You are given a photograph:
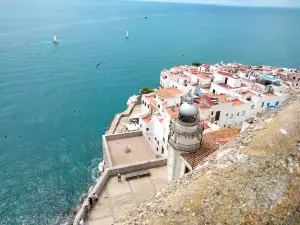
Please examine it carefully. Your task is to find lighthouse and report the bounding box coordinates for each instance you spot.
[167,92,204,181]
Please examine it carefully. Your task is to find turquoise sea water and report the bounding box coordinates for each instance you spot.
[0,0,299,224]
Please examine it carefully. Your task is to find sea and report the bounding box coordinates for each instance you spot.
[0,0,299,224]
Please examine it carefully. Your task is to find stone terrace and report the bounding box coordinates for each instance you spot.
[86,166,167,225]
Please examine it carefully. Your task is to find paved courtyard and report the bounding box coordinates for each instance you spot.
[107,135,156,166]
[86,166,167,225]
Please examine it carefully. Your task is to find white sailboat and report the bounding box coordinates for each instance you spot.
[125,30,129,39]
[53,35,59,44]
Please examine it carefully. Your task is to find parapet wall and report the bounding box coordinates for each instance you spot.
[105,130,143,141]
[102,131,144,168]
[106,103,136,134]
[73,158,167,225]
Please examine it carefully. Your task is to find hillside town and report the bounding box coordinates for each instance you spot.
[73,62,298,225]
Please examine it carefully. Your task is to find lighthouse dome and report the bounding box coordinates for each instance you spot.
[179,102,198,117]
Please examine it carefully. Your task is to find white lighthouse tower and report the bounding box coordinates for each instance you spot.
[167,92,203,182]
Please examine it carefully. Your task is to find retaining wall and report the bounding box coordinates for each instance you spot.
[106,103,136,134]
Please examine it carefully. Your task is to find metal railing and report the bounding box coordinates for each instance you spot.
[169,139,201,152]
[170,123,203,136]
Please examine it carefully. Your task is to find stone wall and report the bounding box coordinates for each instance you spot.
[105,131,143,141]
[106,103,136,134]
[109,158,167,176]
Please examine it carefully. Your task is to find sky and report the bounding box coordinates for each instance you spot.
[136,0,300,8]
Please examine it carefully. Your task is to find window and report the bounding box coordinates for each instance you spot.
[224,125,226,127]
[293,77,296,80]
[226,113,228,116]
[140,124,142,127]
[215,111,221,121]
[241,111,245,116]
[230,114,233,118]
[154,137,157,141]
[163,137,165,143]
[261,102,265,107]
[298,78,300,81]
[237,112,240,116]
[142,100,144,104]
[158,104,160,108]
[211,111,214,115]
[146,128,149,131]
[148,138,150,140]
[157,148,158,151]
[162,147,164,154]
[154,95,156,98]
[157,141,159,145]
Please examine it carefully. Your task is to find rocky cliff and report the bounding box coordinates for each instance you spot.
[114,93,300,225]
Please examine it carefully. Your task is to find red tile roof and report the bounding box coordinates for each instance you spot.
[175,74,189,79]
[231,99,244,106]
[145,95,154,101]
[193,72,211,80]
[154,88,183,98]
[218,71,239,79]
[142,114,152,123]
[241,91,256,96]
[203,93,230,106]
[182,128,240,168]
[264,92,277,96]
[166,107,180,118]
[203,123,211,129]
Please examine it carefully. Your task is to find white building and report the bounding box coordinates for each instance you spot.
[139,88,184,156]
[137,62,291,182]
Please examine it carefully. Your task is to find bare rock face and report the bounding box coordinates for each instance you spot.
[114,94,300,225]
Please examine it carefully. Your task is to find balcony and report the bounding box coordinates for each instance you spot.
[169,139,201,152]
[170,123,203,136]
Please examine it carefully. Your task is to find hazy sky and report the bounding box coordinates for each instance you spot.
[138,0,300,7]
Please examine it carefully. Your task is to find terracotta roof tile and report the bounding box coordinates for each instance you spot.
[154,88,183,98]
[231,99,244,106]
[166,107,180,119]
[182,128,240,168]
[142,114,152,123]
[264,92,277,96]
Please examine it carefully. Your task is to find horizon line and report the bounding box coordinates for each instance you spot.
[125,0,300,9]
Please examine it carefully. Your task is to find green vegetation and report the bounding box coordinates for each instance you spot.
[140,87,154,94]
[192,62,202,67]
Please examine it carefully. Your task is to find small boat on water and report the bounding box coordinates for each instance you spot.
[125,30,129,39]
[145,16,148,19]
[53,35,59,44]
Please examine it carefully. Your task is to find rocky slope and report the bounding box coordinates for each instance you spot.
[114,93,300,225]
